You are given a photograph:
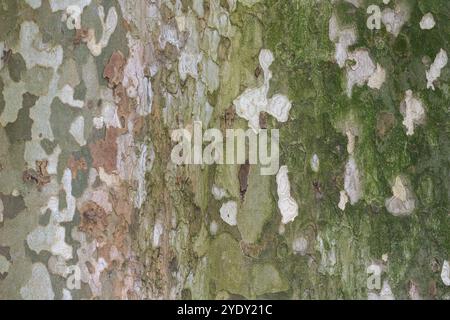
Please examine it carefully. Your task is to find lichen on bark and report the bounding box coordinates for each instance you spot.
[0,0,449,300]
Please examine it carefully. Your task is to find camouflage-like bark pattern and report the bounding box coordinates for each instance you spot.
[0,0,449,300]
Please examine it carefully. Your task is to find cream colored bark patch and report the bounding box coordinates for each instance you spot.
[329,14,357,69]
[385,176,415,216]
[69,116,86,146]
[212,185,228,200]
[276,166,298,224]
[368,280,395,300]
[400,90,425,136]
[338,190,349,211]
[0,255,10,275]
[20,263,55,300]
[420,13,435,30]
[81,6,118,57]
[310,154,320,173]
[346,49,376,97]
[426,49,448,90]
[220,201,238,226]
[441,260,450,286]
[344,157,361,205]
[152,221,164,248]
[292,237,308,255]
[24,0,42,9]
[367,64,386,90]
[233,49,292,132]
[382,2,411,37]
[49,0,91,12]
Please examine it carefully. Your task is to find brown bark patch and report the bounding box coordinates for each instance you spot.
[238,161,250,200]
[73,28,89,45]
[79,201,108,240]
[259,111,267,129]
[376,111,396,138]
[103,51,126,88]
[22,160,51,190]
[89,128,119,174]
[67,155,88,179]
[114,84,131,130]
[224,105,235,129]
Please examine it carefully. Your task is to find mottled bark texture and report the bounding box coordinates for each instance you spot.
[0,0,449,300]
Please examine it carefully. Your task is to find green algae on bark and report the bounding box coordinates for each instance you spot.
[0,0,449,300]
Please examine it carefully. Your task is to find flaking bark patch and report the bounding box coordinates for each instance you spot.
[89,128,120,174]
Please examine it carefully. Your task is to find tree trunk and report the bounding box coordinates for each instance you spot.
[0,0,449,299]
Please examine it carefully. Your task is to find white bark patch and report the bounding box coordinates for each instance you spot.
[276,166,299,224]
[27,222,73,260]
[62,289,72,300]
[27,169,76,260]
[346,130,356,155]
[210,221,218,235]
[20,263,55,300]
[426,49,448,90]
[84,6,118,57]
[329,16,384,96]
[369,280,395,300]
[208,0,235,38]
[220,201,238,226]
[329,14,357,68]
[123,35,153,115]
[179,51,202,81]
[419,13,435,30]
[441,260,450,286]
[381,2,411,37]
[346,49,376,97]
[0,74,26,126]
[0,255,10,275]
[62,5,82,30]
[367,63,386,90]
[400,90,425,136]
[152,221,164,248]
[19,21,63,70]
[54,168,76,223]
[212,185,228,200]
[310,154,320,173]
[49,0,91,12]
[385,176,415,216]
[292,237,308,255]
[58,85,84,108]
[380,280,395,300]
[338,190,349,211]
[234,49,292,132]
[69,116,86,146]
[24,0,42,9]
[344,157,362,205]
[72,230,108,297]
